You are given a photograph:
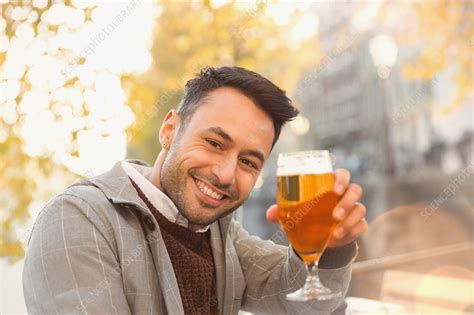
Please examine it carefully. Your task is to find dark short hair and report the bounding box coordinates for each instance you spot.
[176,66,299,147]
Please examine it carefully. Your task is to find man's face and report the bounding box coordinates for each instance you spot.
[160,87,275,228]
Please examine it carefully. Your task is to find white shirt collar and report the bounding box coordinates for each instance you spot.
[121,161,209,232]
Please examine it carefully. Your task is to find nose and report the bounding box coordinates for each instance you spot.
[211,157,237,187]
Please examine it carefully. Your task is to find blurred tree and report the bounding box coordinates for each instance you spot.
[0,1,156,263]
[388,0,473,115]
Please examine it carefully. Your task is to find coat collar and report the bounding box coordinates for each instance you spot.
[70,159,233,240]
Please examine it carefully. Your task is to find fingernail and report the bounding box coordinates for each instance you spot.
[334,227,344,239]
[335,185,344,195]
[334,208,345,220]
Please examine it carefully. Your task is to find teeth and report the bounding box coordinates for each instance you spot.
[195,179,224,200]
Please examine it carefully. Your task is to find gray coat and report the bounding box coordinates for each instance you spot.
[23,160,356,314]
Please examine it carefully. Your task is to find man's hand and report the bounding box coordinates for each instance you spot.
[266,168,368,248]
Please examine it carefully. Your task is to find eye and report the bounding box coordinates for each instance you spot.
[206,139,223,151]
[240,158,258,170]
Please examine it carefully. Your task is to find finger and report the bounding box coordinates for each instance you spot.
[266,204,279,222]
[333,218,369,247]
[347,217,369,239]
[334,168,351,196]
[333,202,366,239]
[332,183,363,221]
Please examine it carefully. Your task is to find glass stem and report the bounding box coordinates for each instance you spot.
[304,259,326,291]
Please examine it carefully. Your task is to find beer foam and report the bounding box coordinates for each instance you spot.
[277,150,333,176]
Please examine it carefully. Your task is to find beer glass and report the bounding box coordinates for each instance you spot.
[277,150,341,301]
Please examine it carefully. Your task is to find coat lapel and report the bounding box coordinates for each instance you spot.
[72,160,185,314]
[147,223,184,314]
[210,222,226,314]
[211,213,245,314]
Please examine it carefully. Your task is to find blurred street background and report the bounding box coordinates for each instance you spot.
[1,0,473,313]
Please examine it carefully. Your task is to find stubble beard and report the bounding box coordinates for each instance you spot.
[160,146,244,228]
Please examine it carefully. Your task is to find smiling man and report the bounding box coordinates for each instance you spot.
[23,67,367,314]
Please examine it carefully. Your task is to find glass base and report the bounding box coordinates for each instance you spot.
[286,287,341,302]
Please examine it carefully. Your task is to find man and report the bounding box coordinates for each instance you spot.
[23,67,367,314]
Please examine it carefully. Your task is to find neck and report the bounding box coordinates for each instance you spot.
[148,149,167,190]
[187,221,208,232]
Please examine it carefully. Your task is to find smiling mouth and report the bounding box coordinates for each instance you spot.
[193,177,227,201]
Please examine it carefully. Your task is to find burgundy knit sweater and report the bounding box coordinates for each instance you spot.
[130,180,219,314]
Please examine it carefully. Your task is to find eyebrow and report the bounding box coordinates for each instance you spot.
[242,149,265,164]
[208,127,234,143]
[206,127,266,163]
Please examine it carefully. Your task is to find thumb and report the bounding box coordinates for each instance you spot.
[266,204,279,222]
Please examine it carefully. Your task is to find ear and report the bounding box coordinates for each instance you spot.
[159,110,180,149]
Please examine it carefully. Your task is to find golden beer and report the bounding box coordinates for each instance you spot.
[277,173,340,264]
[277,150,342,301]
